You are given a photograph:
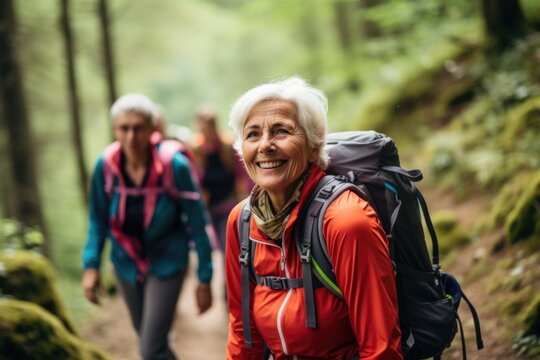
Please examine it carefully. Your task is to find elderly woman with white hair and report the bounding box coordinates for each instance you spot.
[81,93,213,360]
[225,77,403,359]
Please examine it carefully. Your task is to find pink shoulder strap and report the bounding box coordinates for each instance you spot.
[102,142,122,197]
[158,140,201,201]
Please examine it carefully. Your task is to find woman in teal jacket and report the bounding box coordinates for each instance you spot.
[81,93,213,360]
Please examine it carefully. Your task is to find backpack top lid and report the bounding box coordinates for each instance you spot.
[325,131,400,180]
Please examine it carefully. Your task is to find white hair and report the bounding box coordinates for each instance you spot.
[228,76,330,169]
[110,93,155,124]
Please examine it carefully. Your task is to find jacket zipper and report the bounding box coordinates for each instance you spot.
[251,234,293,356]
[276,231,294,356]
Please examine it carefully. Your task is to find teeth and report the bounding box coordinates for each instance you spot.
[259,161,284,169]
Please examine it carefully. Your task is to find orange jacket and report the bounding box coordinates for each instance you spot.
[225,165,403,359]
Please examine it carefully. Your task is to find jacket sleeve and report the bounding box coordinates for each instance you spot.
[323,191,403,360]
[82,156,109,270]
[225,202,265,360]
[172,152,213,284]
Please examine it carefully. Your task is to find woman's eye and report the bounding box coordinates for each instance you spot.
[245,131,259,140]
[273,128,289,137]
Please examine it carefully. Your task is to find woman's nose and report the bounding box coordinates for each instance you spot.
[258,132,275,153]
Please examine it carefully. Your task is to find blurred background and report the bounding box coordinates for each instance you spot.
[1,0,540,358]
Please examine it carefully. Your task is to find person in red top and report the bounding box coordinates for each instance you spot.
[225,76,403,359]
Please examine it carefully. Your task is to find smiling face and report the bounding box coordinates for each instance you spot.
[113,111,153,160]
[242,99,318,210]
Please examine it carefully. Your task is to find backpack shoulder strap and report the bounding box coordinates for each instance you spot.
[296,173,368,329]
[238,200,254,348]
[238,199,304,344]
[157,140,201,201]
[158,140,184,190]
[102,142,122,197]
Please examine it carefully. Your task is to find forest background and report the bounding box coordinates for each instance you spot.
[1,0,540,358]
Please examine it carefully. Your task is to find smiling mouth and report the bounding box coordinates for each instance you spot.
[257,160,286,169]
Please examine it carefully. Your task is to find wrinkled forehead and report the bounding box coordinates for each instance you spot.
[244,99,298,127]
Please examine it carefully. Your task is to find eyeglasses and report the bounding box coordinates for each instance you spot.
[116,124,149,133]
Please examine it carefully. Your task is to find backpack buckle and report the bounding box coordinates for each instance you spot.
[262,276,288,290]
[239,249,249,267]
[318,186,334,200]
[335,171,355,183]
[301,246,311,263]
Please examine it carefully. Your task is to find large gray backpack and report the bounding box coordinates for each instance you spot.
[238,131,483,359]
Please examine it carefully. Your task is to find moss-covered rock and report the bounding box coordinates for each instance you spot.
[522,293,540,337]
[502,96,540,146]
[431,210,471,255]
[0,299,110,360]
[485,175,531,233]
[0,250,77,334]
[505,172,540,244]
[433,76,477,120]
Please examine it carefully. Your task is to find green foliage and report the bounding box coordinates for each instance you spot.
[514,293,540,357]
[513,334,540,358]
[0,299,110,360]
[428,35,540,195]
[0,250,77,335]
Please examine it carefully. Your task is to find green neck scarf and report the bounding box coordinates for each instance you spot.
[250,166,311,241]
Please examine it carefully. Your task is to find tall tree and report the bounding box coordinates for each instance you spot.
[0,106,16,218]
[357,0,382,38]
[481,0,527,49]
[98,0,117,108]
[0,0,49,254]
[60,0,89,205]
[333,1,360,91]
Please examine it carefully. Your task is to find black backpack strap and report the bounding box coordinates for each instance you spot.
[461,291,484,350]
[238,201,253,348]
[455,312,468,360]
[297,173,368,328]
[415,189,440,269]
[381,165,423,182]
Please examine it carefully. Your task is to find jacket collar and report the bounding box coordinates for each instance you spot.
[248,163,325,244]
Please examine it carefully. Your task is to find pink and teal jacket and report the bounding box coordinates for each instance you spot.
[82,142,213,284]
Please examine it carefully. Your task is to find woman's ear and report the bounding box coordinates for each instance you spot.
[308,146,319,163]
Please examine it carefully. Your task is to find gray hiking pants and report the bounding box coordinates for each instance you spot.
[115,270,186,360]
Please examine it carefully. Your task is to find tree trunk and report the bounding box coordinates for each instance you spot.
[60,0,89,205]
[481,0,527,49]
[0,105,16,218]
[97,0,117,108]
[333,1,360,92]
[0,0,49,254]
[334,2,353,50]
[357,0,382,38]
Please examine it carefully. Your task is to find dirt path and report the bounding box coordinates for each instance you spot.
[81,252,228,360]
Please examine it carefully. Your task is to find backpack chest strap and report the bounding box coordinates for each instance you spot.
[255,275,304,290]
